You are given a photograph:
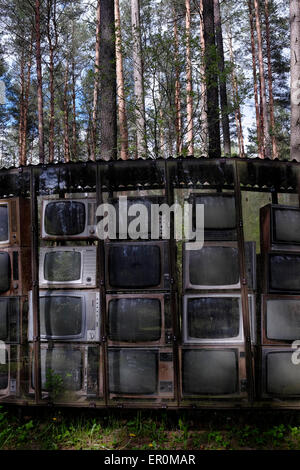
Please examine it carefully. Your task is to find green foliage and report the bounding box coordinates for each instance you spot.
[44,368,64,400]
[2,407,300,450]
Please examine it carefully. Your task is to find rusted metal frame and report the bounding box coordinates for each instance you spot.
[30,167,42,403]
[96,162,108,405]
[271,187,278,204]
[234,161,255,403]
[165,160,180,406]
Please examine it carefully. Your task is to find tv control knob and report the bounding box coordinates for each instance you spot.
[89,229,95,234]
[86,277,92,283]
[13,283,18,289]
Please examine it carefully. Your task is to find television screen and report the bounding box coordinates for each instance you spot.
[39,296,83,339]
[270,254,300,292]
[0,350,8,391]
[186,297,240,340]
[108,244,161,288]
[182,349,238,395]
[108,298,161,342]
[108,349,158,395]
[0,252,11,293]
[0,204,8,243]
[44,201,86,236]
[40,348,83,392]
[0,299,8,341]
[0,298,19,342]
[189,246,239,287]
[266,299,300,341]
[274,208,300,244]
[44,251,81,282]
[192,194,236,230]
[266,351,300,395]
[113,196,165,238]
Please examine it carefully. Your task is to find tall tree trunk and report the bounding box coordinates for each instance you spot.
[35,0,45,164]
[91,0,100,161]
[265,0,278,159]
[173,6,182,155]
[71,20,77,160]
[247,0,263,159]
[228,25,245,158]
[131,0,146,158]
[185,0,194,155]
[72,59,77,161]
[213,0,231,155]
[198,0,208,156]
[115,0,129,160]
[18,49,25,165]
[21,30,33,166]
[99,0,117,160]
[47,0,58,164]
[254,0,271,158]
[48,45,55,163]
[290,0,300,161]
[63,60,70,163]
[202,0,221,158]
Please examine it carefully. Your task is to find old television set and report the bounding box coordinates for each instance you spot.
[0,344,20,398]
[180,345,247,399]
[28,290,100,342]
[0,198,31,247]
[0,247,32,296]
[182,294,256,345]
[261,295,300,345]
[261,347,300,398]
[105,241,170,291]
[261,204,300,252]
[108,347,174,400]
[183,241,256,291]
[29,343,101,400]
[111,195,166,239]
[41,198,97,240]
[188,193,237,241]
[266,253,300,293]
[0,297,27,344]
[106,294,173,346]
[39,246,97,289]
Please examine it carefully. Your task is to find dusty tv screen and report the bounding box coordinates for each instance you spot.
[39,296,83,338]
[187,297,240,340]
[183,349,238,395]
[189,246,239,287]
[0,205,9,243]
[44,201,86,236]
[44,251,81,282]
[274,208,300,243]
[0,252,11,293]
[108,349,158,394]
[108,298,161,342]
[108,245,161,288]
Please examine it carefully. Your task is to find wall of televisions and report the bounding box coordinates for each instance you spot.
[1,157,300,409]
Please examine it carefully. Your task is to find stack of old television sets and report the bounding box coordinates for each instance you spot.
[260,204,300,399]
[105,195,175,402]
[180,193,256,400]
[28,197,101,401]
[0,198,31,400]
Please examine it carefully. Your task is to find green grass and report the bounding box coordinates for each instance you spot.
[2,406,300,450]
